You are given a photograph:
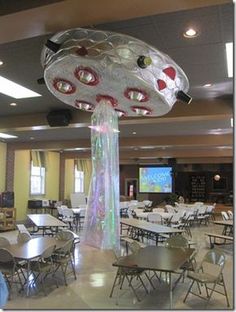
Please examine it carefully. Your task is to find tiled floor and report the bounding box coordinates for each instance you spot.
[0,219,234,310]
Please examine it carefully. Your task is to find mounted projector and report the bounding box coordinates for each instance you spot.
[46,109,72,127]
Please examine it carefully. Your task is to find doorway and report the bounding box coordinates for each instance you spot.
[125,178,138,199]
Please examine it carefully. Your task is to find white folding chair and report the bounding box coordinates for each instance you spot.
[194,202,204,206]
[147,213,163,224]
[165,205,176,214]
[153,208,165,213]
[196,205,207,225]
[227,210,233,220]
[204,205,214,223]
[221,211,229,221]
[169,213,184,228]
[143,200,152,207]
[61,208,75,230]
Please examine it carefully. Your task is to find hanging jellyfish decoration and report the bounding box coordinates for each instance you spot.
[41,28,192,253]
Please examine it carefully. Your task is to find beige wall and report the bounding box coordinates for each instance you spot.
[45,152,60,200]
[0,142,6,192]
[64,159,74,200]
[14,150,60,221]
[14,150,30,221]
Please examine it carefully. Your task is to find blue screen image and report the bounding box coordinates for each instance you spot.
[139,167,172,193]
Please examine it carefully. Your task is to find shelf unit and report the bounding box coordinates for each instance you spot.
[0,208,16,231]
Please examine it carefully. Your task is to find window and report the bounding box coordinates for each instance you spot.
[30,162,45,195]
[74,166,84,193]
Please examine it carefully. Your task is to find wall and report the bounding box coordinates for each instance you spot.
[120,163,233,205]
[64,159,74,201]
[14,150,60,221]
[44,152,60,201]
[0,142,6,192]
[14,150,30,221]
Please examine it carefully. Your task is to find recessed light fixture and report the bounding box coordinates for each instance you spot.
[204,83,212,87]
[10,102,17,106]
[214,174,221,181]
[0,133,18,139]
[231,118,233,127]
[0,75,41,99]
[225,42,233,78]
[0,60,3,66]
[183,28,198,38]
[132,131,137,135]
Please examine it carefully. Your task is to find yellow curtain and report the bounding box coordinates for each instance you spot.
[76,159,92,195]
[30,151,47,168]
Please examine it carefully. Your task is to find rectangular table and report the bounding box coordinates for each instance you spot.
[213,220,233,226]
[213,220,233,235]
[113,245,195,308]
[120,218,183,245]
[135,211,173,222]
[6,237,65,296]
[27,214,67,235]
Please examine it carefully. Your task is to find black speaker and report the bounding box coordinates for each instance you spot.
[168,158,177,166]
[0,192,14,207]
[47,109,72,127]
[28,200,42,209]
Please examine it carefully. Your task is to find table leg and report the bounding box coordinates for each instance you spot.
[26,260,30,296]
[76,214,79,232]
[169,272,173,309]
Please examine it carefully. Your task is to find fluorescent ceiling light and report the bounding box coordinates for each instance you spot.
[0,133,18,139]
[225,42,233,78]
[0,76,41,99]
[231,118,233,127]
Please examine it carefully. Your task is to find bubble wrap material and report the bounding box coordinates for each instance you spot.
[82,101,120,252]
[41,28,189,116]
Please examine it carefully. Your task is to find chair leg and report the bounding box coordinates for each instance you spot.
[197,282,202,294]
[61,263,68,286]
[221,275,230,307]
[205,284,209,297]
[40,274,47,296]
[70,256,77,280]
[205,282,217,307]
[137,275,148,294]
[109,270,120,298]
[16,270,24,289]
[144,272,156,290]
[125,275,141,302]
[183,280,195,303]
[120,274,126,289]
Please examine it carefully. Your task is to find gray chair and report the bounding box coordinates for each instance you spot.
[30,244,58,295]
[165,235,189,248]
[0,248,24,298]
[221,211,229,221]
[128,240,160,286]
[110,250,151,302]
[183,250,230,307]
[55,229,80,259]
[53,239,77,285]
[165,235,197,289]
[0,237,10,248]
[17,232,31,244]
